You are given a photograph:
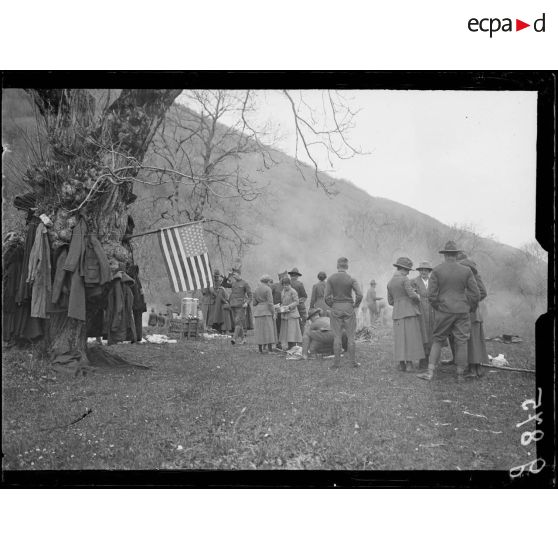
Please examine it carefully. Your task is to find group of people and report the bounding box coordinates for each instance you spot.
[178,239,488,381]
[199,267,310,351]
[196,259,361,369]
[387,240,488,382]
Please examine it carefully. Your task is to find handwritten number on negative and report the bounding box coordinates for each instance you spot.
[521,388,542,412]
[509,458,546,478]
[520,429,544,446]
[516,411,543,429]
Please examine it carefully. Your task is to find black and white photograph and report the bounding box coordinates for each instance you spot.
[1,73,554,487]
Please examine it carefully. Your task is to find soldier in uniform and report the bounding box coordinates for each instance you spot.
[418,241,480,382]
[324,257,363,370]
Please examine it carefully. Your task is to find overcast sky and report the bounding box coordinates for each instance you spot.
[249,90,538,250]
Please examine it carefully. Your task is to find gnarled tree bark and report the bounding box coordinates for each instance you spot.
[25,88,182,359]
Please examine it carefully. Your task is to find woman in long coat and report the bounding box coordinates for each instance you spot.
[309,272,329,315]
[411,261,435,369]
[253,274,278,352]
[202,271,232,333]
[387,257,425,371]
[279,276,303,348]
[459,258,489,377]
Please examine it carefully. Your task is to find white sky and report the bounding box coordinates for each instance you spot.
[244,90,538,249]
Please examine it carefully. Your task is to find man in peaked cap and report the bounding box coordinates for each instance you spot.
[418,241,480,382]
[288,267,308,332]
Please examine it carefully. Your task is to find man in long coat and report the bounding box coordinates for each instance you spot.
[288,267,308,332]
[271,270,288,348]
[411,261,434,369]
[418,241,480,382]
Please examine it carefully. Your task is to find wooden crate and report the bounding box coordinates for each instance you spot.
[168,318,199,339]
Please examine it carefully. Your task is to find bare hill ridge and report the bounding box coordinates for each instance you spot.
[2,89,538,335]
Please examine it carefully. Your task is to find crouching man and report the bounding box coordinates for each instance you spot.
[301,308,347,359]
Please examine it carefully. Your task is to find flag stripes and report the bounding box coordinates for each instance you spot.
[157,223,213,293]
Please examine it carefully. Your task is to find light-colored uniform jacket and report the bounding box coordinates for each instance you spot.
[253,284,275,317]
[387,271,421,319]
[280,287,300,319]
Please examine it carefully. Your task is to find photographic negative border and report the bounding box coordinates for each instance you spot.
[1,70,555,488]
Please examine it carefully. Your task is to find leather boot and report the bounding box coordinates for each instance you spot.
[456,366,466,383]
[417,364,435,381]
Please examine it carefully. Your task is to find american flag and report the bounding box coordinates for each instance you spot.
[157,222,213,293]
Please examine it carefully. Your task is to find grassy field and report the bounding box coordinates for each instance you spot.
[2,325,537,472]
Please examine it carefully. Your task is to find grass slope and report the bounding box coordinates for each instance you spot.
[2,327,536,471]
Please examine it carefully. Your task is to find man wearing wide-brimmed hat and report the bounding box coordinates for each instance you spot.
[418,241,480,382]
[288,267,308,332]
[411,260,435,369]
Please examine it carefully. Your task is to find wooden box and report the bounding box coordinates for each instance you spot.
[168,318,199,339]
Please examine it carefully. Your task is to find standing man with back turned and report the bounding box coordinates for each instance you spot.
[418,241,480,383]
[324,257,363,370]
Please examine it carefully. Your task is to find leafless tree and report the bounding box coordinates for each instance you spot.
[10,88,362,362]
[134,89,363,266]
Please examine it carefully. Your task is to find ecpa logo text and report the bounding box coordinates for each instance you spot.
[468,13,545,37]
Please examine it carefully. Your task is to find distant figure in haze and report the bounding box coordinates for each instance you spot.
[387,257,425,372]
[157,312,165,327]
[365,279,383,323]
[253,274,277,353]
[411,261,435,369]
[457,253,489,378]
[148,307,158,327]
[417,241,480,382]
[228,268,252,345]
[325,256,363,370]
[288,268,308,332]
[164,303,174,329]
[309,271,329,316]
[278,276,303,349]
[271,270,288,348]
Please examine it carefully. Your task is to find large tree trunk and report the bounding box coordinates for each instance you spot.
[26,88,182,359]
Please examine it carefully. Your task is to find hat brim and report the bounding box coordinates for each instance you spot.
[393,263,413,270]
[416,267,432,271]
[288,272,302,277]
[439,249,460,254]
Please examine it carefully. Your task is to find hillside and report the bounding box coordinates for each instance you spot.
[2,88,544,336]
